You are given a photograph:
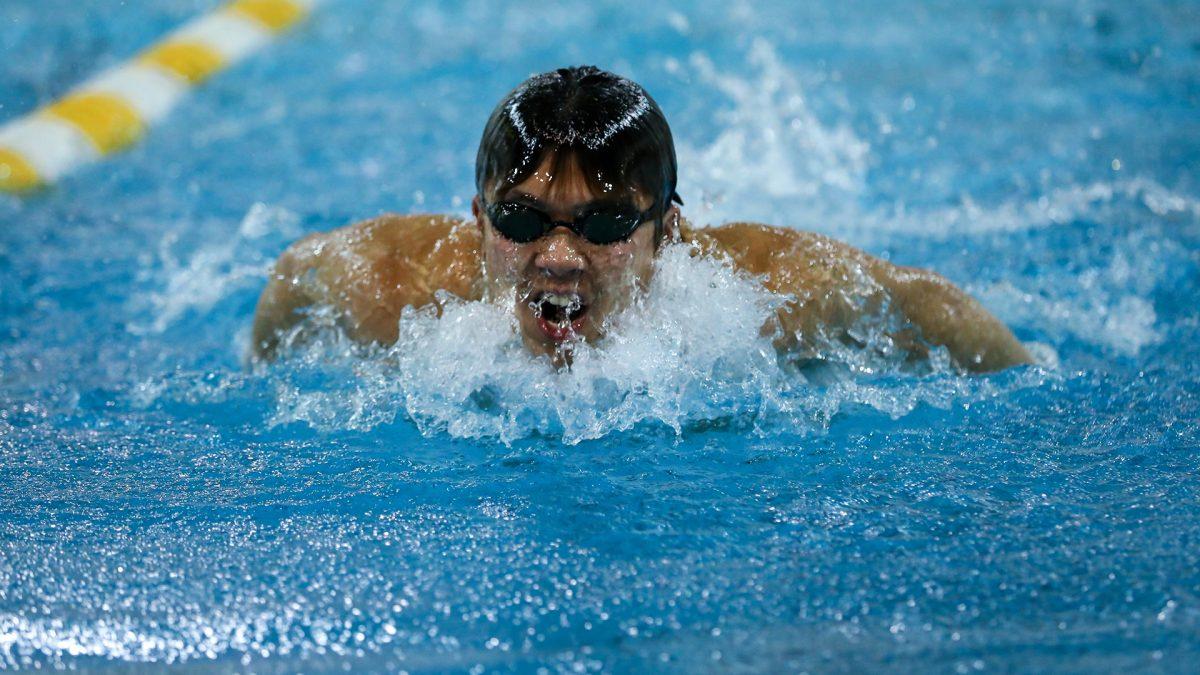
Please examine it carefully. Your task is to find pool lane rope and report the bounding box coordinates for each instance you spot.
[0,0,318,194]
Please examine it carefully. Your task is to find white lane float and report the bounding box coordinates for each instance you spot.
[0,0,318,194]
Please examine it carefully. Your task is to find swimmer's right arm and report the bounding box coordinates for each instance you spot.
[250,215,482,361]
[250,233,323,360]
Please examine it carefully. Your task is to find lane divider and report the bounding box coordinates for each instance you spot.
[0,0,318,194]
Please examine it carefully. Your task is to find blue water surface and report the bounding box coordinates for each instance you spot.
[1,0,1199,671]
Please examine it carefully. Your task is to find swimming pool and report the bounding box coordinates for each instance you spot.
[2,0,1199,670]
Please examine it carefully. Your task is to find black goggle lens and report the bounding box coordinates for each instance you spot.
[579,210,642,245]
[487,202,649,245]
[489,204,547,243]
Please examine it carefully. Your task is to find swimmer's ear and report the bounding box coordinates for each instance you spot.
[659,204,681,245]
[472,195,485,234]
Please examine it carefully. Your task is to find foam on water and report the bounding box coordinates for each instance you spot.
[389,243,789,443]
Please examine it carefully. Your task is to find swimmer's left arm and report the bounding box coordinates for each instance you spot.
[693,222,1032,373]
[866,261,1033,372]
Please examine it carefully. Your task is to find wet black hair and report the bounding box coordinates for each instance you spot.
[475,66,682,241]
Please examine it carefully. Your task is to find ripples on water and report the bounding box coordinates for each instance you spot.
[1,0,1198,671]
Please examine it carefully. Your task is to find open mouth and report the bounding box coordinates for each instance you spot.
[530,291,590,342]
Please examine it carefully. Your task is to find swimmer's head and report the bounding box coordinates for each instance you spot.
[472,66,683,363]
[474,65,681,238]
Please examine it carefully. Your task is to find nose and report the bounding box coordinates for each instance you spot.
[533,227,587,281]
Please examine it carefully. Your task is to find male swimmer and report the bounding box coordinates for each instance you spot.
[252,66,1031,372]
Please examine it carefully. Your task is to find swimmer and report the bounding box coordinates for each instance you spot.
[252,66,1031,372]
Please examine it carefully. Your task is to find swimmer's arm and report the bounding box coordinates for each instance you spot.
[690,222,1031,373]
[868,261,1033,372]
[250,232,339,360]
[250,241,311,360]
[250,214,481,361]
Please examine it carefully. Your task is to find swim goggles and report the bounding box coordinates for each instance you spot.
[485,200,656,245]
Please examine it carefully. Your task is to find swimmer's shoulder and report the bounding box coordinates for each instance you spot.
[315,212,478,265]
[680,221,871,293]
[298,213,483,299]
[253,214,481,355]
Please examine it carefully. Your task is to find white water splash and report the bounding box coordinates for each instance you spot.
[675,39,870,227]
[130,203,300,334]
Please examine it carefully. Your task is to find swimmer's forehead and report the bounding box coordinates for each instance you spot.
[497,188,643,212]
[490,153,651,209]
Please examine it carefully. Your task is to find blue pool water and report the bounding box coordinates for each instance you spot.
[2,0,1200,671]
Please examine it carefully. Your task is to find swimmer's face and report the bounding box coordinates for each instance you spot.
[473,154,677,364]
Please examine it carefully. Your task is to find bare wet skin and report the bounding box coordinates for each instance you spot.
[251,155,1032,373]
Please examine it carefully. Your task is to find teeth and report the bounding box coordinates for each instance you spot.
[542,293,580,308]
